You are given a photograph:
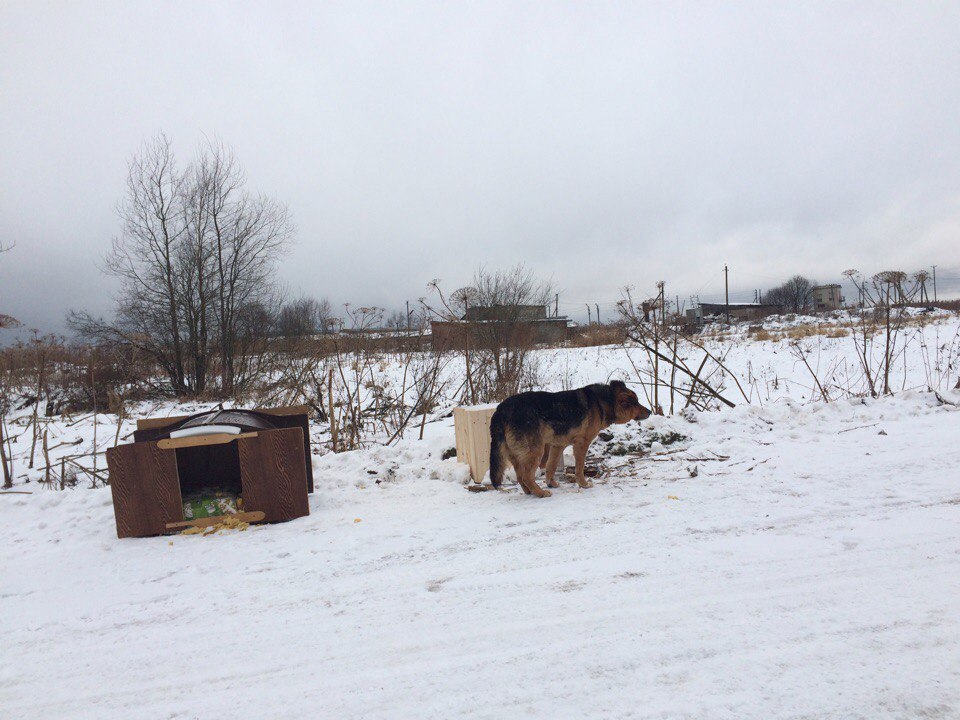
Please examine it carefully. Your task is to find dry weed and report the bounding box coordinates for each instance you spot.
[785,326,820,339]
[569,324,629,348]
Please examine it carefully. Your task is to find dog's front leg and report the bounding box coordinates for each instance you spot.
[545,445,563,488]
[572,440,593,489]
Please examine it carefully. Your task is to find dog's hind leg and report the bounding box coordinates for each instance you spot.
[520,449,551,498]
[544,445,563,488]
[509,454,532,494]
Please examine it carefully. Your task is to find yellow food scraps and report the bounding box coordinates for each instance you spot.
[178,514,252,536]
[217,515,250,531]
[354,518,362,523]
[667,495,679,500]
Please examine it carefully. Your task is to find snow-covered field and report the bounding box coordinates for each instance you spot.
[2,313,960,718]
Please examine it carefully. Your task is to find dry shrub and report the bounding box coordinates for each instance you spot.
[569,323,629,348]
[0,336,157,414]
[785,326,820,340]
[750,329,774,341]
[907,300,960,312]
[784,323,857,340]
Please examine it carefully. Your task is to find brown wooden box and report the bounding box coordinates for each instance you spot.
[132,405,315,493]
[106,407,313,539]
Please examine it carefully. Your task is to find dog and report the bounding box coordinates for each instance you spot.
[489,380,651,497]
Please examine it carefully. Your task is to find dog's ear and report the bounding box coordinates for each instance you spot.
[610,380,626,391]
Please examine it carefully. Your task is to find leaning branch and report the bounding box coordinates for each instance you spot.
[628,332,736,409]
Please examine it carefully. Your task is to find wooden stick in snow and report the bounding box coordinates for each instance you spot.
[0,415,11,489]
[43,428,50,484]
[328,367,338,453]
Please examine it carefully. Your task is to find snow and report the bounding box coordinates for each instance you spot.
[3,311,958,490]
[2,388,960,718]
[2,312,960,718]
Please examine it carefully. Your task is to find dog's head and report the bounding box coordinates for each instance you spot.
[610,380,652,423]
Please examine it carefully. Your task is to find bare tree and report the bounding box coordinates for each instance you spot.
[276,296,335,337]
[765,275,817,314]
[471,265,554,399]
[70,135,195,392]
[314,297,336,333]
[386,309,407,331]
[70,134,294,398]
[427,265,553,401]
[193,140,294,394]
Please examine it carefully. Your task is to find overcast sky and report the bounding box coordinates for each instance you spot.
[2,1,959,333]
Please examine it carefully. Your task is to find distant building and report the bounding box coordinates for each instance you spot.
[811,284,843,312]
[684,306,704,325]
[463,304,547,322]
[695,302,780,323]
[431,304,569,349]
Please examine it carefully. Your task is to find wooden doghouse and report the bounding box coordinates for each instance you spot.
[453,405,497,482]
[106,406,313,538]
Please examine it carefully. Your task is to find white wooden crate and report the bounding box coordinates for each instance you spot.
[453,404,497,482]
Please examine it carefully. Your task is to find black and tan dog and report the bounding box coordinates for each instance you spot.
[489,381,651,497]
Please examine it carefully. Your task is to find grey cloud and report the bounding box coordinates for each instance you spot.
[2,1,959,335]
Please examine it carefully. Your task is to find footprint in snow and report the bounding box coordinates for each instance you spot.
[426,577,454,592]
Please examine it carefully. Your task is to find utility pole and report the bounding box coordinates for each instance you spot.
[724,264,730,324]
[656,281,665,329]
[933,265,937,302]
[586,304,591,325]
[555,293,559,317]
[406,300,410,331]
[661,283,666,330]
[595,303,600,324]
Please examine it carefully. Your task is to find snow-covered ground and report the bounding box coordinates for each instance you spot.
[2,312,960,718]
[2,309,958,490]
[2,388,960,718]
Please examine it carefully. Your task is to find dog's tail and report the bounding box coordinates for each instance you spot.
[489,408,508,489]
